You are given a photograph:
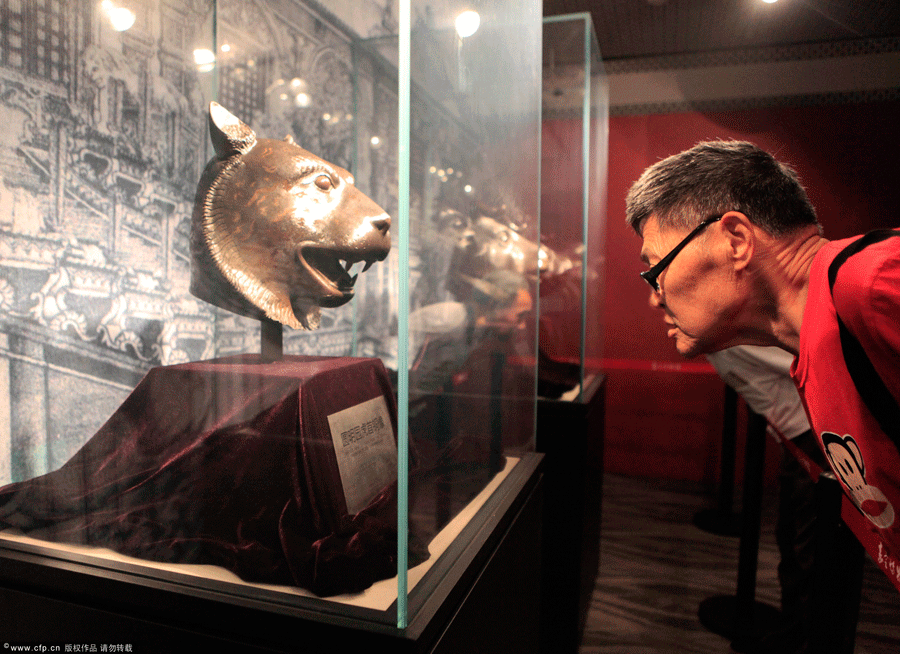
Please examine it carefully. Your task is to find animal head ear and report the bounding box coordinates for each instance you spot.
[208,102,256,158]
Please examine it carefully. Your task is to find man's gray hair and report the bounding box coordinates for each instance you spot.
[625,140,819,236]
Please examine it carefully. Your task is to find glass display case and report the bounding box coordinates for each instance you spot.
[537,13,608,652]
[540,12,607,399]
[0,0,543,645]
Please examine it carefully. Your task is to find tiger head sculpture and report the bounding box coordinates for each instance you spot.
[190,102,391,330]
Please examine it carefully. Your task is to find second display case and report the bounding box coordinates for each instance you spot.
[537,12,609,652]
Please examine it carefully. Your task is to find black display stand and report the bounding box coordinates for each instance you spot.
[694,385,743,536]
[0,453,544,654]
[536,374,606,654]
[697,410,781,652]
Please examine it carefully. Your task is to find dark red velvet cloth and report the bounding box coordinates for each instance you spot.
[0,354,428,597]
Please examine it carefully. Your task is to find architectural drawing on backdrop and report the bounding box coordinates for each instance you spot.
[0,0,500,486]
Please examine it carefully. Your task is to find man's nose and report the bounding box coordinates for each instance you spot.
[648,288,663,309]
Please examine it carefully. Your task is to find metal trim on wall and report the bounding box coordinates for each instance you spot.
[605,36,900,74]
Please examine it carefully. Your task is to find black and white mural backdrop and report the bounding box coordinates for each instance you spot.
[0,0,404,486]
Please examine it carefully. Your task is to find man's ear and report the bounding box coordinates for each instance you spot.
[720,211,754,271]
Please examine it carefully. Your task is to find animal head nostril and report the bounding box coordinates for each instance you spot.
[371,215,390,234]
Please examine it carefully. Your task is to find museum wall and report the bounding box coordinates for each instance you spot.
[602,98,900,483]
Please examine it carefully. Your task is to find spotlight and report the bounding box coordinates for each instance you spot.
[101,1,135,32]
[193,48,215,72]
[455,10,480,38]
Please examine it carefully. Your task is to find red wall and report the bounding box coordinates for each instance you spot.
[601,100,900,484]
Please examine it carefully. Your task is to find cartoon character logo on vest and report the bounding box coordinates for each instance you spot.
[822,432,895,529]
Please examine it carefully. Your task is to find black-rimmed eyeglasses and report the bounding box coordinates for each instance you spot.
[640,214,724,292]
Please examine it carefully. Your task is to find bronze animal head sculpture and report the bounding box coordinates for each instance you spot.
[191,102,391,330]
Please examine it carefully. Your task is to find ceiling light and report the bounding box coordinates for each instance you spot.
[101,1,135,31]
[455,10,480,38]
[193,48,215,72]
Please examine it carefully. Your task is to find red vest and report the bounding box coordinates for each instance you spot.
[792,234,900,589]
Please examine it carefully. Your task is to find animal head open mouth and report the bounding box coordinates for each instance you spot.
[297,245,387,308]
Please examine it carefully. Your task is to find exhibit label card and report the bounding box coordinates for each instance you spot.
[327,395,397,515]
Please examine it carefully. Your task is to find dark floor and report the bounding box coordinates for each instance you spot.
[580,473,900,654]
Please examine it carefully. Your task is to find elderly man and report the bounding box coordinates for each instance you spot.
[627,140,900,627]
[706,345,822,653]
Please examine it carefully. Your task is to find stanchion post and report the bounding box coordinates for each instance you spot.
[698,409,781,651]
[807,472,864,654]
[729,410,780,650]
[719,385,739,516]
[694,385,741,536]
